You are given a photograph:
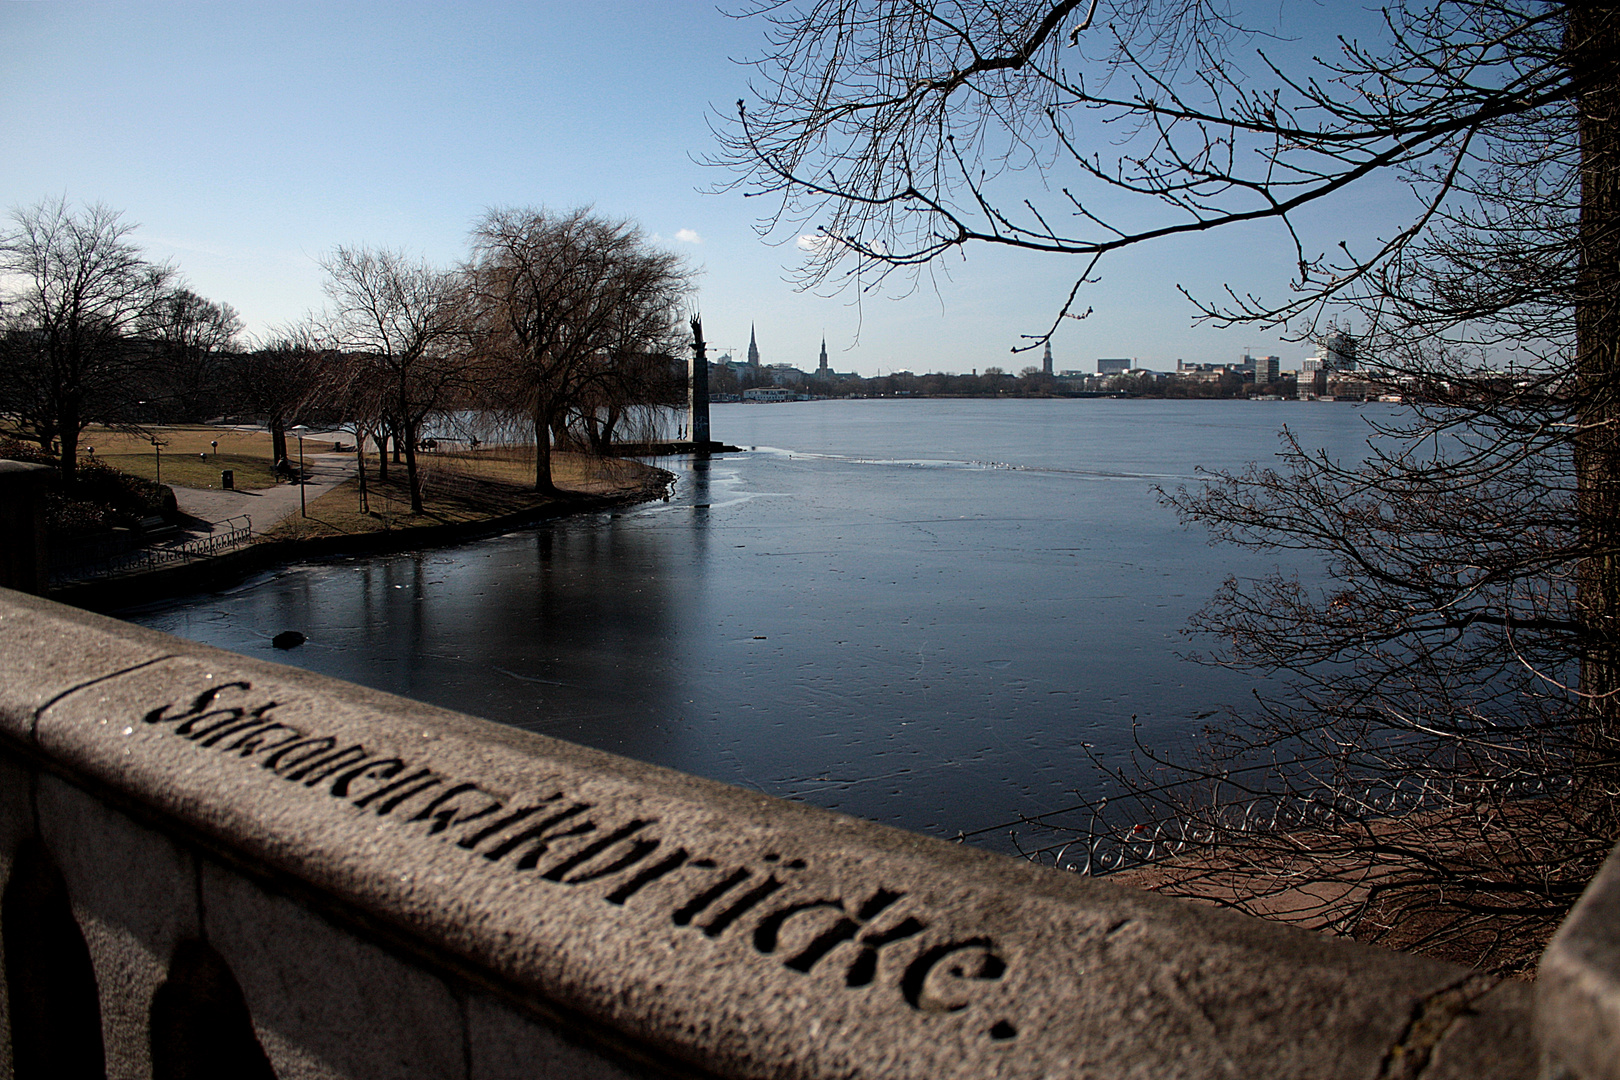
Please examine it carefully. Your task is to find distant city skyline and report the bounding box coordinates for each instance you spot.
[2,2,1394,376]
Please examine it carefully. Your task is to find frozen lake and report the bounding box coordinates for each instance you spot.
[124,398,1386,850]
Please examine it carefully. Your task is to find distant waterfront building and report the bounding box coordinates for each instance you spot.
[1043,341,1054,376]
[1299,355,1331,398]
[1097,358,1131,376]
[1252,355,1280,383]
[747,325,761,367]
[743,386,795,402]
[818,336,830,377]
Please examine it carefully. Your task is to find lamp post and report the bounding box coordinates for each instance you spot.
[292,425,309,517]
[151,437,162,485]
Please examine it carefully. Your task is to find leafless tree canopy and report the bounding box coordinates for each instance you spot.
[466,207,691,492]
[317,246,468,513]
[227,331,321,468]
[719,2,1584,339]
[0,200,693,519]
[138,288,245,423]
[0,197,173,482]
[720,2,1620,972]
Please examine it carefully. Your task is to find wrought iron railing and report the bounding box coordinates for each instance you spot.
[956,762,1578,876]
[50,515,253,583]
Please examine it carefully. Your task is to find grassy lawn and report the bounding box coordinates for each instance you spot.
[77,425,284,490]
[4,424,668,539]
[267,447,665,541]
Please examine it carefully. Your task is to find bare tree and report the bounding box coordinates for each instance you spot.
[291,329,391,515]
[467,208,691,490]
[718,2,1620,970]
[716,2,1587,338]
[220,330,322,470]
[578,244,690,451]
[139,288,244,422]
[0,197,172,483]
[318,247,467,513]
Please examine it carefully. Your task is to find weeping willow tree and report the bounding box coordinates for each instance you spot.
[466,208,692,492]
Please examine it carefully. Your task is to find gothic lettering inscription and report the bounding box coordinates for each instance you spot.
[138,680,1019,1041]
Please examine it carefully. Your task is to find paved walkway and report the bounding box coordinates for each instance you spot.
[172,435,356,538]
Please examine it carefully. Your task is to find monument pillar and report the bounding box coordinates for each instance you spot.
[689,315,711,452]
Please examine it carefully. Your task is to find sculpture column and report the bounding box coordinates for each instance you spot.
[689,315,711,453]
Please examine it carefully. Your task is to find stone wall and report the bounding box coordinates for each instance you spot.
[0,463,51,596]
[0,585,1597,1079]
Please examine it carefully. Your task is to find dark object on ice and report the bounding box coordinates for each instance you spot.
[272,631,306,650]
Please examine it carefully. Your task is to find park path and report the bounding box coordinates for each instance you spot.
[172,434,356,538]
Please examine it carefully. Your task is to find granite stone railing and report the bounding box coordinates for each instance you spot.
[1,586,1615,1079]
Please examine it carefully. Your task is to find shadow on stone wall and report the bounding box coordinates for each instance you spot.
[150,939,277,1080]
[3,836,277,1080]
[2,838,107,1080]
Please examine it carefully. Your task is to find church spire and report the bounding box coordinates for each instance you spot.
[1042,339,1054,376]
[818,334,829,374]
[747,324,760,367]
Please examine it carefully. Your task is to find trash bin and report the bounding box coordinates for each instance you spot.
[221,469,234,490]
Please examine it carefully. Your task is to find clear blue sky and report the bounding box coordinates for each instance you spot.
[2,1,1405,375]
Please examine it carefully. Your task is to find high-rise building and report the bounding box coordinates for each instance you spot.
[1323,330,1357,370]
[1097,358,1131,376]
[747,324,761,367]
[1043,340,1053,376]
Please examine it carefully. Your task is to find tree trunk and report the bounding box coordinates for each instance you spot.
[33,419,57,456]
[579,409,604,454]
[56,343,80,487]
[598,404,622,452]
[1571,3,1620,744]
[402,415,423,514]
[532,403,556,494]
[58,404,80,487]
[56,388,82,485]
[689,315,710,451]
[353,423,369,514]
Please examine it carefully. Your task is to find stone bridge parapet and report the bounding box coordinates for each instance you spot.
[0,586,1610,1078]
